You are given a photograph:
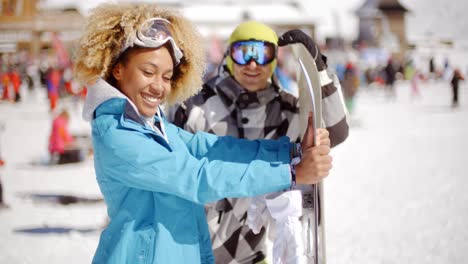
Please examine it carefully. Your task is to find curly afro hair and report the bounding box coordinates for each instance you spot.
[73,3,205,105]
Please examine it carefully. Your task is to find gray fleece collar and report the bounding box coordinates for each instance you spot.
[82,79,127,122]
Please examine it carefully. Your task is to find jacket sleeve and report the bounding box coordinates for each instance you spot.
[320,69,349,147]
[93,122,292,205]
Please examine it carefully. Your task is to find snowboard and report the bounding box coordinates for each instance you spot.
[291,43,326,264]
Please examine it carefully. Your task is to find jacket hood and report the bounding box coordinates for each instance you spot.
[82,79,127,122]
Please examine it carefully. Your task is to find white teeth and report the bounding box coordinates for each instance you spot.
[142,94,160,103]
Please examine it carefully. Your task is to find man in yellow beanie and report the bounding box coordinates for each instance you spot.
[170,21,348,263]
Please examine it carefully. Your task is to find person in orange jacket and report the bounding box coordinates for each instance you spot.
[46,67,62,111]
[8,68,22,103]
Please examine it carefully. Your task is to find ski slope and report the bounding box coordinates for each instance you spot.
[0,79,467,263]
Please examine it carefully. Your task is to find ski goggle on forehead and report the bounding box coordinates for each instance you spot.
[229,40,276,66]
[123,18,184,65]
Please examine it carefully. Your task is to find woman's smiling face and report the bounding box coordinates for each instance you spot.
[112,46,174,117]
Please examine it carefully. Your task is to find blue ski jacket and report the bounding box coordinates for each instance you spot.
[83,79,293,264]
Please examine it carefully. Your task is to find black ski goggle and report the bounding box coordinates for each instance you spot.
[229,40,276,66]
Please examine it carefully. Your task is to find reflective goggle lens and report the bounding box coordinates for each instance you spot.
[140,19,172,42]
[230,40,276,66]
[133,18,184,65]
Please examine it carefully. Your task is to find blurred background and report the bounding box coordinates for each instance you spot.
[1,0,467,263]
[2,0,468,89]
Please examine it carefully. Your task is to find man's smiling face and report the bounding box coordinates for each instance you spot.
[232,60,273,92]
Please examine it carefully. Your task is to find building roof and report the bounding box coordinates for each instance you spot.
[378,0,409,12]
[356,0,408,17]
[37,0,317,38]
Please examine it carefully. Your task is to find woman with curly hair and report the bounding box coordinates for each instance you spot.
[74,3,332,264]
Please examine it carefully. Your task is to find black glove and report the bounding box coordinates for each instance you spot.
[278,29,326,71]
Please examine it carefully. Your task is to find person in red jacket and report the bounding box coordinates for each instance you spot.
[8,68,22,103]
[1,70,11,101]
[46,67,62,111]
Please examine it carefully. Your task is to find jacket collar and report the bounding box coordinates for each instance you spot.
[123,102,145,126]
[82,79,127,122]
[93,97,171,148]
[82,78,166,124]
[83,78,170,149]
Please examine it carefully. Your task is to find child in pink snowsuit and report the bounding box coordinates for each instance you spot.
[48,110,77,164]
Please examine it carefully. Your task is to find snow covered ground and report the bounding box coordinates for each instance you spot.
[327,80,468,264]
[0,79,467,263]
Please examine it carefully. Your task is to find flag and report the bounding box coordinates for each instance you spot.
[51,32,71,67]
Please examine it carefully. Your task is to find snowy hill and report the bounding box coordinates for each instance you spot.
[1,79,468,263]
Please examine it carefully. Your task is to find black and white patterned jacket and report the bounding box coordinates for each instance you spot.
[168,67,348,264]
[171,69,347,147]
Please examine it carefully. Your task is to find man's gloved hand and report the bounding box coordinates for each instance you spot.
[278,29,326,71]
